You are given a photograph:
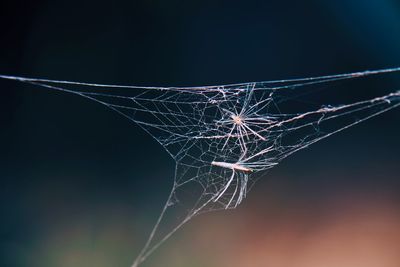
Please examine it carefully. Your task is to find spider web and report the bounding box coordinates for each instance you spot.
[1,67,400,267]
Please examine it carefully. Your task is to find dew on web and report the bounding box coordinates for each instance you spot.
[1,67,399,267]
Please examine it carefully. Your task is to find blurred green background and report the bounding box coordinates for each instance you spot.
[1,1,400,266]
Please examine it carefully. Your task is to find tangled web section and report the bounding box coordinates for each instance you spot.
[1,67,399,267]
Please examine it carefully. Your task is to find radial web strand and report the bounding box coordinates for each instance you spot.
[1,67,399,267]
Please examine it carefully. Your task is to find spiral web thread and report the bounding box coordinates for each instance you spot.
[1,67,399,266]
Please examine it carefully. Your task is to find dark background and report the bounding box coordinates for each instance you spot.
[0,1,400,267]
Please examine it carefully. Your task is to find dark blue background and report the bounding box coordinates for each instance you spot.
[1,1,399,266]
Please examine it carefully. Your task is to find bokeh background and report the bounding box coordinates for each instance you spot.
[1,1,400,267]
